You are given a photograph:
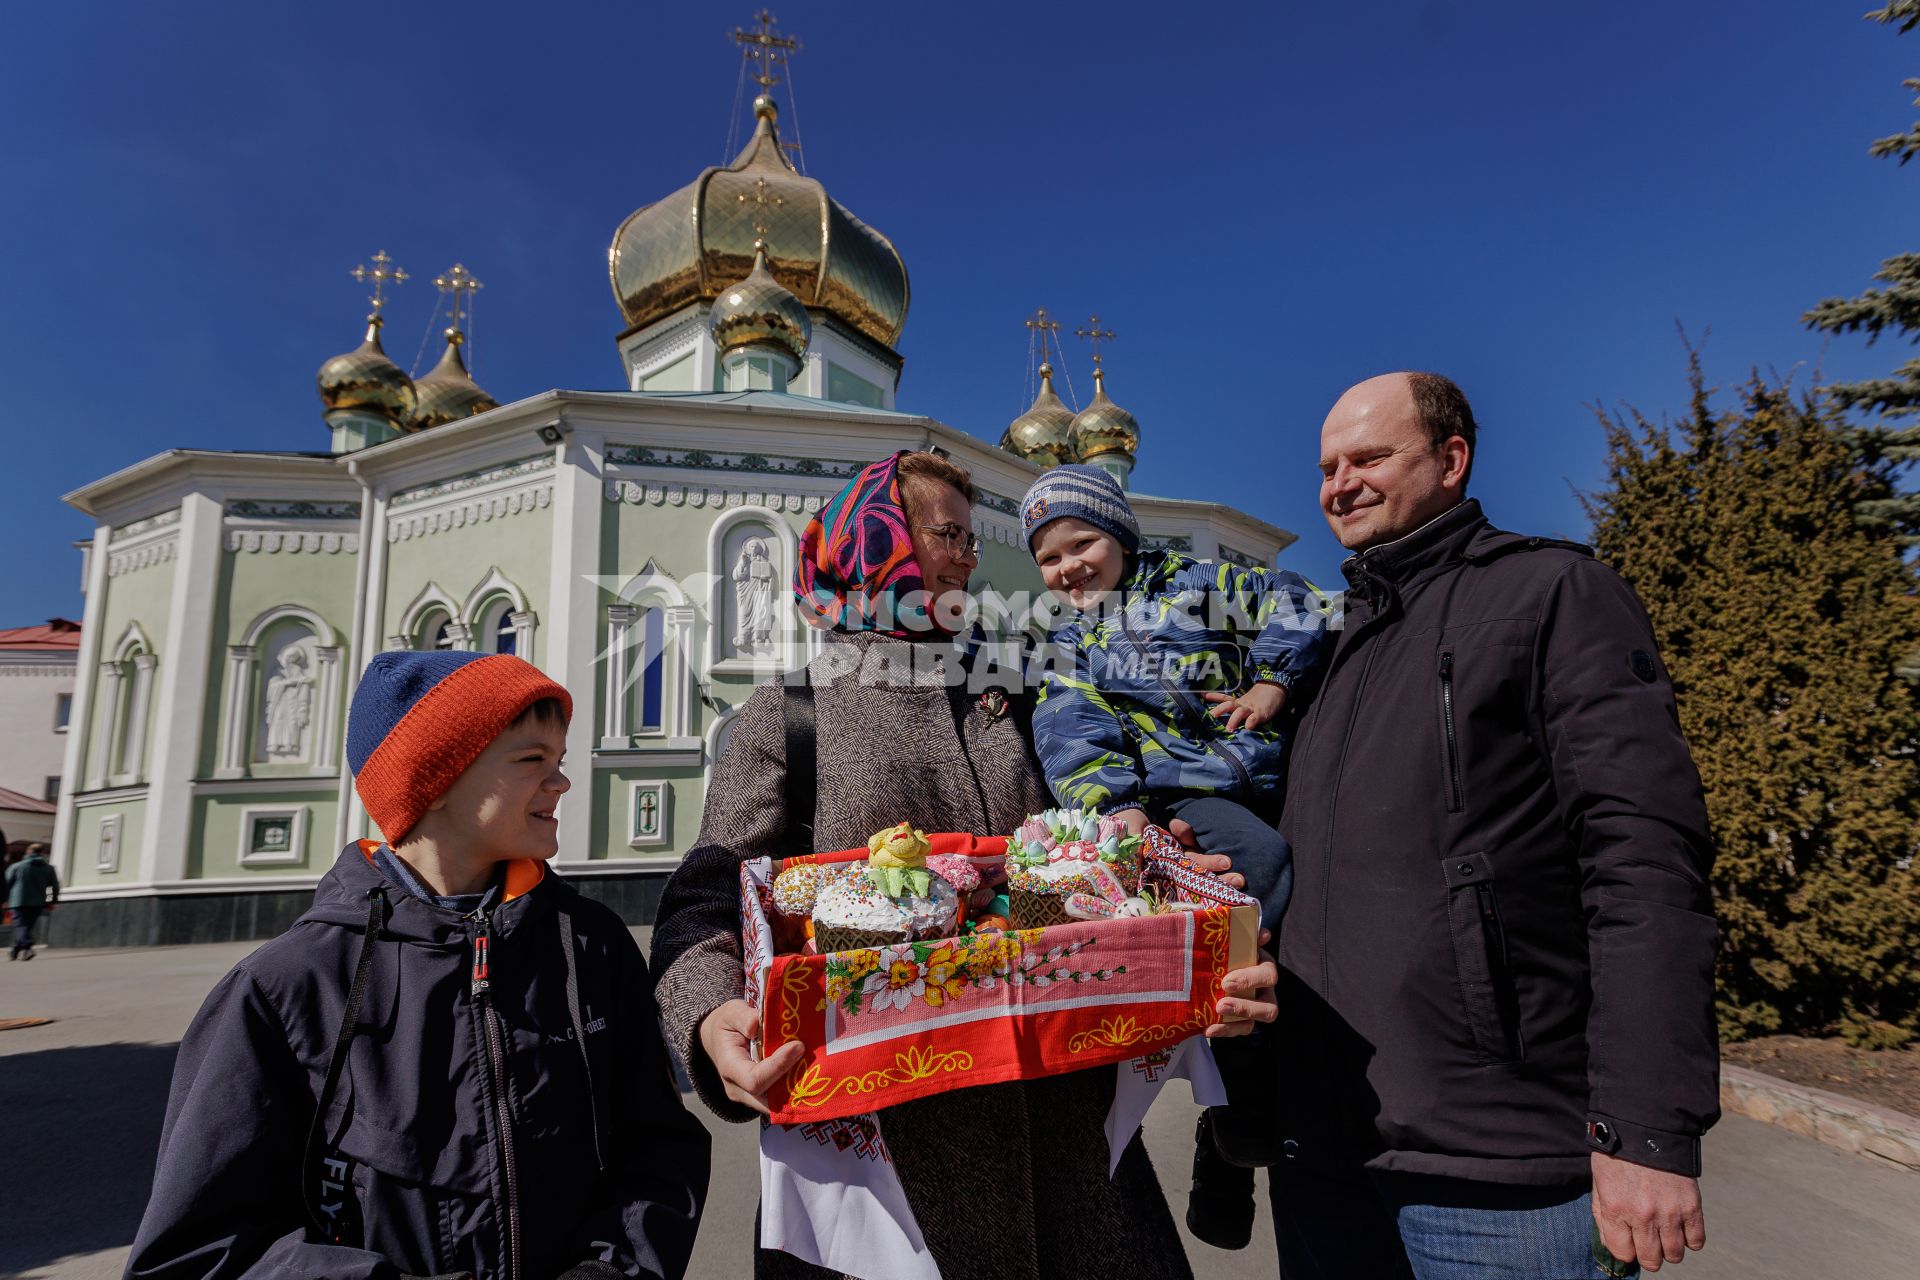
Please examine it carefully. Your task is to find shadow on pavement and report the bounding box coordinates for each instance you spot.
[0,1041,176,1277]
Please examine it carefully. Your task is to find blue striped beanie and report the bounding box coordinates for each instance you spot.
[1019,464,1141,554]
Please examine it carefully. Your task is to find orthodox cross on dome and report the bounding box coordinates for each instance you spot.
[1023,308,1078,411]
[1076,315,1118,370]
[432,263,484,334]
[349,250,408,317]
[733,10,800,91]
[738,175,786,238]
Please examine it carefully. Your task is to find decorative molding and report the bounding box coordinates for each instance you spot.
[593,746,702,769]
[977,490,1019,518]
[0,658,78,676]
[70,785,150,809]
[627,780,671,847]
[1218,545,1262,570]
[191,776,338,797]
[109,509,180,543]
[237,804,308,867]
[95,813,122,873]
[389,453,555,510]
[226,529,360,555]
[603,480,823,515]
[625,316,707,384]
[386,483,553,542]
[108,536,179,577]
[604,444,866,479]
[225,499,360,520]
[1142,534,1195,553]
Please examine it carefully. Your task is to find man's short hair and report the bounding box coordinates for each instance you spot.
[1407,371,1477,486]
[26,843,48,858]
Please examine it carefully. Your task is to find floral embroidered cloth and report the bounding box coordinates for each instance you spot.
[740,830,1257,1126]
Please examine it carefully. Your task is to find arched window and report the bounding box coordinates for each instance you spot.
[602,561,696,749]
[92,624,157,789]
[636,606,665,733]
[460,568,534,660]
[418,609,454,651]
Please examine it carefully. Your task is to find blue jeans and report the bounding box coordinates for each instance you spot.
[1159,794,1292,936]
[1270,1166,1632,1279]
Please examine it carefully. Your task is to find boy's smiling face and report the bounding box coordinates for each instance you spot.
[1033,517,1127,611]
[421,716,571,863]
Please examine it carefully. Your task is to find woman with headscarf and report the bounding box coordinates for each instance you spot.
[651,450,1274,1279]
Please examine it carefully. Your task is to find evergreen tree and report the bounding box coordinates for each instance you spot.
[1804,1,1920,542]
[1586,358,1920,1046]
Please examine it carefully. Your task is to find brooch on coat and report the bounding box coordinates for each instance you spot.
[978,689,1009,719]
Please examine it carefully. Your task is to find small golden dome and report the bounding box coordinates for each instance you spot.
[709,240,812,362]
[1069,368,1141,462]
[316,316,416,427]
[609,95,909,349]
[410,330,498,431]
[1000,362,1075,469]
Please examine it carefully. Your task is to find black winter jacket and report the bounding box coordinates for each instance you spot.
[1276,500,1719,1184]
[127,843,711,1280]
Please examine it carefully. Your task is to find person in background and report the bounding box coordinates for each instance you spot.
[7,840,59,960]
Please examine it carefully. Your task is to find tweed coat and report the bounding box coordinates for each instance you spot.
[651,631,1194,1280]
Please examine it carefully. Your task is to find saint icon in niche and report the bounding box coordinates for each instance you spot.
[264,643,314,759]
[731,537,775,656]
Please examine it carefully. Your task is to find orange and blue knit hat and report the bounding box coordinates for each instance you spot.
[346,651,571,843]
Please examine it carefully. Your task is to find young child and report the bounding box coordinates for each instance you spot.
[1020,464,1329,1251]
[128,651,710,1280]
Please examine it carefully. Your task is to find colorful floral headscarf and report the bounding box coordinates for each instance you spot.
[795,451,938,636]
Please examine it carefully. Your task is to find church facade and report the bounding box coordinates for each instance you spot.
[49,94,1297,946]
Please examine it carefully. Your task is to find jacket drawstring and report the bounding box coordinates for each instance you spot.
[303,886,387,1241]
[556,907,607,1173]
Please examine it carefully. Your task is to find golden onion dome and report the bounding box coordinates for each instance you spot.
[609,95,909,349]
[1000,363,1075,469]
[1069,368,1141,462]
[316,316,417,427]
[708,239,812,362]
[410,330,498,431]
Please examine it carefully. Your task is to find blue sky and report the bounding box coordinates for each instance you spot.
[2,1,1914,620]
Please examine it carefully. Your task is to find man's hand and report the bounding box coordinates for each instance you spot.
[1110,807,1151,838]
[696,999,805,1117]
[1591,1152,1706,1272]
[1207,951,1278,1038]
[1203,680,1287,732]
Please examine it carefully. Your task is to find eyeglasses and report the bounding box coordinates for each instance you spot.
[916,522,982,557]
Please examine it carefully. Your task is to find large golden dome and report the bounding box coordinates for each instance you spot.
[709,239,812,362]
[1000,363,1075,469]
[411,330,498,431]
[609,96,909,349]
[317,316,416,427]
[1069,368,1141,462]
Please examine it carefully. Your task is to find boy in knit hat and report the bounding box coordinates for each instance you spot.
[129,650,710,1280]
[1021,464,1329,1250]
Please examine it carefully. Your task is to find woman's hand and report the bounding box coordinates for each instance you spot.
[1203,680,1287,732]
[1169,818,1246,890]
[696,999,806,1117]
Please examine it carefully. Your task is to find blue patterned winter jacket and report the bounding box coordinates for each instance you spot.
[1032,551,1331,813]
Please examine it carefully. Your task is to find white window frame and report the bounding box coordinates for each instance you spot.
[628,781,671,848]
[238,804,309,867]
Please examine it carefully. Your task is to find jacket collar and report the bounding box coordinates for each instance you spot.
[301,840,559,944]
[1342,499,1486,587]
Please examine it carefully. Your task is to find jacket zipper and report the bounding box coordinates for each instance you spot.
[471,926,521,1280]
[1438,651,1463,813]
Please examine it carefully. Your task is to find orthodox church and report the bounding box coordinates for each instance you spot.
[49,55,1298,946]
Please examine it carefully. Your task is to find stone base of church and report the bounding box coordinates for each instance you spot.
[41,871,674,949]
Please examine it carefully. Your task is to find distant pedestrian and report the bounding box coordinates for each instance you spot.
[7,841,60,959]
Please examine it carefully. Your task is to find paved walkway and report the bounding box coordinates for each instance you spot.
[2,939,1914,1279]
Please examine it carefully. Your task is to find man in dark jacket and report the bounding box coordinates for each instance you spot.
[1270,373,1718,1277]
[127,652,710,1280]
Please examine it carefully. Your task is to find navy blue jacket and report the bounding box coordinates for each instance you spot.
[127,843,710,1280]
